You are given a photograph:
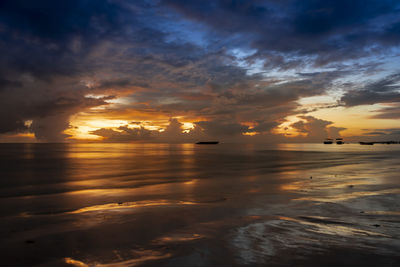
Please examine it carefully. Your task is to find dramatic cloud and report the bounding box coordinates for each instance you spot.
[90,126,153,142]
[90,118,250,143]
[290,116,346,141]
[163,0,400,66]
[0,1,400,142]
[341,73,400,106]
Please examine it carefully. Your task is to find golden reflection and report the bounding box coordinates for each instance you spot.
[184,179,197,185]
[59,179,198,199]
[96,250,172,267]
[281,178,371,192]
[157,233,202,243]
[180,143,195,155]
[22,143,35,159]
[295,188,400,202]
[68,200,198,214]
[247,188,261,193]
[64,257,89,267]
[280,182,305,191]
[279,216,389,237]
[65,143,139,159]
[64,250,173,267]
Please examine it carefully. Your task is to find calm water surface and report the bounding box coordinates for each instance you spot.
[0,143,399,266]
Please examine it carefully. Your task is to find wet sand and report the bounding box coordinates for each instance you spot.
[0,143,399,266]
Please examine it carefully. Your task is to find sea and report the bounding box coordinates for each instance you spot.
[0,143,399,266]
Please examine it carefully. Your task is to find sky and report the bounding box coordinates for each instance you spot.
[1,0,400,143]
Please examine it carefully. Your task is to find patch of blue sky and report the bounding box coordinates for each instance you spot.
[162,20,210,48]
[381,47,400,77]
[338,55,395,86]
[227,48,260,74]
[134,4,211,48]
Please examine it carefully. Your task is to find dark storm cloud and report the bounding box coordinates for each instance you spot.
[0,0,157,140]
[341,91,400,107]
[0,78,22,89]
[162,0,400,66]
[195,120,250,136]
[0,0,135,80]
[1,0,399,142]
[252,121,280,133]
[341,73,400,106]
[209,71,344,113]
[0,0,126,40]
[0,82,112,141]
[0,0,133,139]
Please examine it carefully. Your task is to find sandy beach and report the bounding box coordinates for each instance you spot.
[0,143,399,266]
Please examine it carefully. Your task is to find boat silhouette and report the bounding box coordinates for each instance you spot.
[323,138,333,144]
[195,141,219,145]
[360,142,374,145]
[336,138,344,145]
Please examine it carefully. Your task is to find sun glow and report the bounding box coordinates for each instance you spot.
[65,110,199,140]
[307,104,400,137]
[182,122,194,133]
[243,132,258,136]
[65,113,133,140]
[274,116,306,137]
[65,126,103,140]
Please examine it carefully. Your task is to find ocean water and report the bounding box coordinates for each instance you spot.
[0,143,399,266]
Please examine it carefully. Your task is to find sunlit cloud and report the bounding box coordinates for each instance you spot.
[1,0,400,142]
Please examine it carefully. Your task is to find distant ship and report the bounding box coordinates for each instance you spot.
[323,138,333,144]
[195,141,219,145]
[360,142,374,145]
[336,138,344,145]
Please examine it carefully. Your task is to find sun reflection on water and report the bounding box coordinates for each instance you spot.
[68,200,198,214]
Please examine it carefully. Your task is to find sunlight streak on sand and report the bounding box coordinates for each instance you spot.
[278,216,390,237]
[64,250,173,267]
[64,257,89,267]
[68,200,198,214]
[294,188,400,202]
[156,233,203,243]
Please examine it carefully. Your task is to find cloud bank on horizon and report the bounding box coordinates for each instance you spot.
[1,0,400,143]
